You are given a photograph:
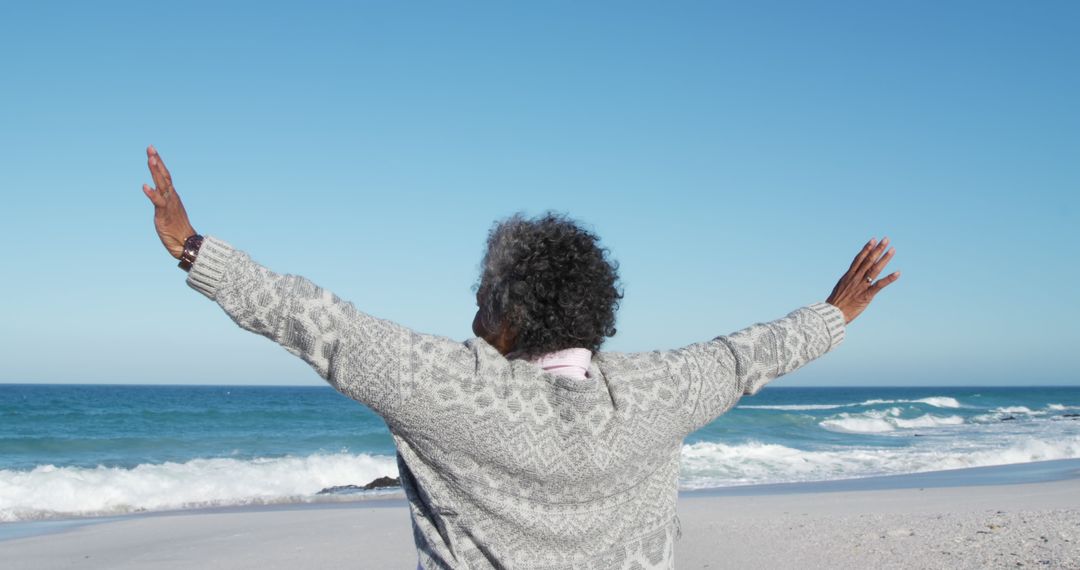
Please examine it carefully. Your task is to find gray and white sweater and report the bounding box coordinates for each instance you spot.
[186,236,846,569]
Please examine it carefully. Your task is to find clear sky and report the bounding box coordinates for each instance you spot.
[1,1,1077,387]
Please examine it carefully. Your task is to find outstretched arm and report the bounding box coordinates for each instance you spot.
[183,236,418,418]
[140,146,462,422]
[670,238,899,433]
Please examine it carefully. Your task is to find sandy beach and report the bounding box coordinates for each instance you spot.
[3,461,1079,569]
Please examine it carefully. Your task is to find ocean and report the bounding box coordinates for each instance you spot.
[1,384,1078,522]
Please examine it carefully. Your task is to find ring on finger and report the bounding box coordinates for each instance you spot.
[866,276,873,284]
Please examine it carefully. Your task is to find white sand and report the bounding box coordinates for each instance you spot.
[3,479,1079,569]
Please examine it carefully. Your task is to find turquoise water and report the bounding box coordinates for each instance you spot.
[1,385,394,470]
[1,384,1078,521]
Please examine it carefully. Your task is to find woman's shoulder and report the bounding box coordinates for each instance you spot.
[595,348,676,376]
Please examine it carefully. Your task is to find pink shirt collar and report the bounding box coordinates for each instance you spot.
[528,348,593,380]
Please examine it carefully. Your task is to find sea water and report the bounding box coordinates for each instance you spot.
[1,384,1077,522]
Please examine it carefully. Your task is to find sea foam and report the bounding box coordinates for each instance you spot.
[738,404,847,411]
[739,396,962,412]
[0,452,398,522]
[818,408,965,434]
[991,406,1046,416]
[860,397,962,408]
[4,433,1079,521]
[679,436,1080,489]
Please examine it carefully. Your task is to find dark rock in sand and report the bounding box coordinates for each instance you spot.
[316,484,365,495]
[316,476,401,495]
[363,476,400,490]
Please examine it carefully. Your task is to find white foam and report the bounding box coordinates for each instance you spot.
[679,441,882,487]
[860,397,962,408]
[819,408,965,434]
[0,453,398,522]
[1047,404,1068,411]
[893,414,965,429]
[679,435,1080,489]
[914,397,962,408]
[739,396,962,412]
[938,437,1080,470]
[994,406,1033,414]
[738,404,847,411]
[820,409,900,433]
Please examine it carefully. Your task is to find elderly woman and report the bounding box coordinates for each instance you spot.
[142,146,898,569]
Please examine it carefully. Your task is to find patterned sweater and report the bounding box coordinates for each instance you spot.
[186,236,847,569]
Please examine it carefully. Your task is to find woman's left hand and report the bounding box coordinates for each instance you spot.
[826,237,900,324]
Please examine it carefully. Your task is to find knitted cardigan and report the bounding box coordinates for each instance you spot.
[186,236,846,569]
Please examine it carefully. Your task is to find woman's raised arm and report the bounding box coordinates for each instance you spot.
[140,146,466,424]
[662,238,900,435]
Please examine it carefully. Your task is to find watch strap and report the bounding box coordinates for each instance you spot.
[178,234,205,272]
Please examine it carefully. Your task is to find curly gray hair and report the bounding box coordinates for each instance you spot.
[475,212,623,358]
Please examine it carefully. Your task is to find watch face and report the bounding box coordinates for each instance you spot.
[179,235,203,271]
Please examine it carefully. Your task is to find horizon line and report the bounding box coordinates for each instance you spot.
[1,381,1077,389]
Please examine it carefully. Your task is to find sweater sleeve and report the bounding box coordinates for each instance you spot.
[668,303,846,434]
[185,235,463,422]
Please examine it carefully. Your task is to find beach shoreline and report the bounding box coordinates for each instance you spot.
[4,459,1079,568]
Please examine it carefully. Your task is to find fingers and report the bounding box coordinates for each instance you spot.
[146,145,174,195]
[870,271,901,295]
[865,246,896,282]
[847,238,877,273]
[855,236,890,280]
[152,146,174,186]
[143,145,181,210]
[142,183,165,208]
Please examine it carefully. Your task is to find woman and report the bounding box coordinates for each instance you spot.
[142,145,898,569]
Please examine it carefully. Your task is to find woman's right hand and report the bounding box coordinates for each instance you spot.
[142,145,197,259]
[826,237,900,324]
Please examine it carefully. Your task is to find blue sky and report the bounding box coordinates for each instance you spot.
[1,1,1076,386]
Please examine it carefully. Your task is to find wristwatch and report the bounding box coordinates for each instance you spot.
[178,234,205,272]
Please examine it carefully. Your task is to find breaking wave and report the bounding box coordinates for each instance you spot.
[0,453,399,522]
[740,396,962,412]
[859,397,962,408]
[818,408,966,434]
[739,404,847,411]
[679,436,1080,489]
